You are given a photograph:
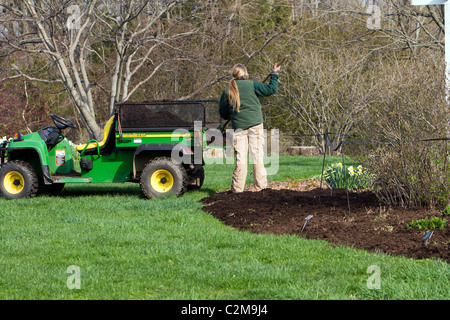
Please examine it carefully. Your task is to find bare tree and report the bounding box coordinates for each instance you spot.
[0,0,290,138]
[178,0,295,100]
[1,1,102,138]
[329,0,446,54]
[273,45,374,155]
[0,0,196,139]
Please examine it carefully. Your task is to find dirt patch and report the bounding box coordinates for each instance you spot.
[201,181,449,263]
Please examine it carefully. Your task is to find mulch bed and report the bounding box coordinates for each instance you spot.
[201,182,449,263]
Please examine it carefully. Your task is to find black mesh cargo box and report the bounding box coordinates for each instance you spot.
[117,100,211,132]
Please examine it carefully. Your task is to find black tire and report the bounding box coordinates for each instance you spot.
[0,160,38,199]
[187,166,205,191]
[139,157,187,199]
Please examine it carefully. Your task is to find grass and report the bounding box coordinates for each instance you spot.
[0,155,448,300]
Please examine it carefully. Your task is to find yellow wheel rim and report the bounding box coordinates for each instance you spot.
[3,171,25,195]
[150,169,174,193]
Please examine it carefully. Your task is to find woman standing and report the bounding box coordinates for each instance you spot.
[219,63,280,193]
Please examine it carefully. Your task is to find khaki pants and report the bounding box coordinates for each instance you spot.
[231,123,267,192]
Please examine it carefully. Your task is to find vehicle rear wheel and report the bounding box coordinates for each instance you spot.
[0,161,38,199]
[140,157,187,199]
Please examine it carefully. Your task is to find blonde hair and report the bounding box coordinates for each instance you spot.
[227,64,248,112]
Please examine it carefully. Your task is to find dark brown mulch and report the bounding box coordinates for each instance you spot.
[201,187,449,263]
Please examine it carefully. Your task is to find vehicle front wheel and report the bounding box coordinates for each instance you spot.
[139,157,187,199]
[0,161,38,199]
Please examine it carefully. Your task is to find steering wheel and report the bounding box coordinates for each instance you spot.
[50,114,77,130]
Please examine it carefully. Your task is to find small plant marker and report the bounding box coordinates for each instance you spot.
[301,215,314,233]
[423,230,434,247]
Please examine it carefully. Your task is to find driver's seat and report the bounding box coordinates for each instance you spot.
[76,116,115,155]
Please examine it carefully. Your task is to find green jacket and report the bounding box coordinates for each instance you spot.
[219,74,278,130]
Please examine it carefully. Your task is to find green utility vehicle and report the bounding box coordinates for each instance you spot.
[0,100,218,199]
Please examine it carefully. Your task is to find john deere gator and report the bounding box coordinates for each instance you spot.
[0,100,218,199]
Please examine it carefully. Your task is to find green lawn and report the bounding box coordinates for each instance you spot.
[0,155,448,300]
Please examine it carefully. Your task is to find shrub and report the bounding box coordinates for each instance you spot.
[351,55,449,208]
